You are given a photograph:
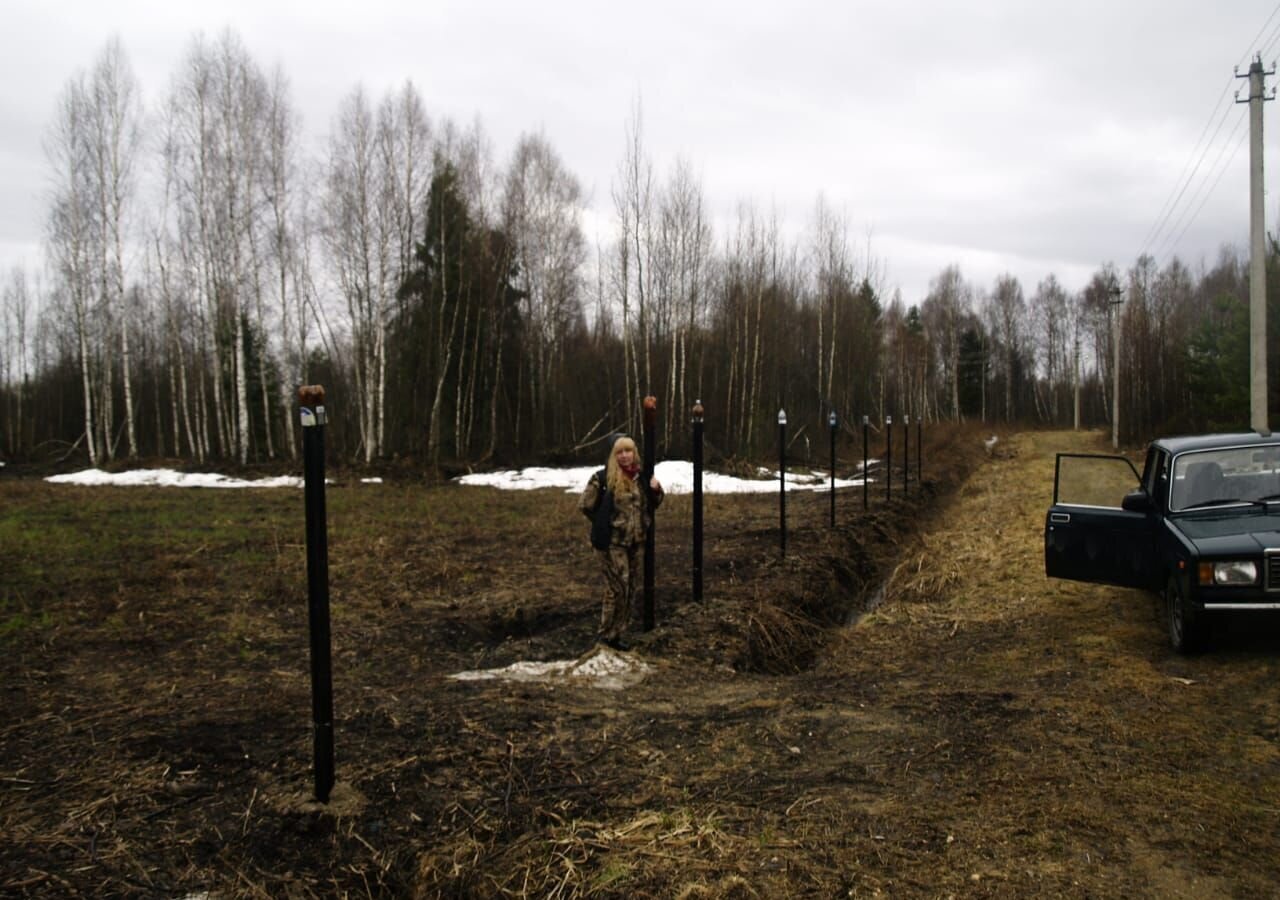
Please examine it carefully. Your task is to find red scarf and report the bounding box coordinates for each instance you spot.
[620,461,641,480]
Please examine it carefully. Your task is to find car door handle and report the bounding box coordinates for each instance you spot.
[1050,512,1071,524]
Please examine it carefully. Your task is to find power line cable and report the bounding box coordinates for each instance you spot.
[1161,122,1250,269]
[1153,114,1248,263]
[1137,2,1280,262]
[1259,25,1280,62]
[1244,2,1280,65]
[1138,91,1236,258]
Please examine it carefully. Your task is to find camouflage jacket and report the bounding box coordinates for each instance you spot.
[579,470,663,548]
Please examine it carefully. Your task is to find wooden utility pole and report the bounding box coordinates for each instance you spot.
[1237,55,1275,433]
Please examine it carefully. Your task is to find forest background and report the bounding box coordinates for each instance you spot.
[0,34,1272,470]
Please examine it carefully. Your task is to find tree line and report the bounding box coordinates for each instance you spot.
[1,32,1276,469]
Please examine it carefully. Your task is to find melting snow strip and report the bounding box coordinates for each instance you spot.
[449,646,651,690]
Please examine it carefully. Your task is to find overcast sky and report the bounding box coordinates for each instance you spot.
[4,0,1280,305]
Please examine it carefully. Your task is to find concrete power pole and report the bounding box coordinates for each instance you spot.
[1073,334,1081,431]
[1238,55,1275,434]
[1109,281,1123,449]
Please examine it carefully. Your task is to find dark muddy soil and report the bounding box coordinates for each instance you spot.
[5,426,1280,898]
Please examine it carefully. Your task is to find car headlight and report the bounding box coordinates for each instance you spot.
[1198,560,1258,585]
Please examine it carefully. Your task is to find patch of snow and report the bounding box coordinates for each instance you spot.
[456,459,869,494]
[45,458,880,493]
[45,469,303,489]
[449,646,650,690]
[457,464,599,491]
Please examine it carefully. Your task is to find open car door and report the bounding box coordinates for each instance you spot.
[1044,453,1155,590]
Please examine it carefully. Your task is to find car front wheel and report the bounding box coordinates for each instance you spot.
[1166,574,1206,654]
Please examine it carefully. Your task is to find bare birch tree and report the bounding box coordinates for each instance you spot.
[86,38,143,458]
[612,101,655,422]
[326,83,430,461]
[922,265,970,421]
[165,31,270,462]
[988,273,1025,422]
[326,87,382,461]
[718,202,773,454]
[384,83,431,452]
[1032,274,1069,423]
[807,195,854,413]
[652,156,711,447]
[45,71,100,465]
[2,268,34,457]
[262,66,306,458]
[504,131,586,447]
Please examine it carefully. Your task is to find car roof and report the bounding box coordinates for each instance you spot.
[1153,432,1280,454]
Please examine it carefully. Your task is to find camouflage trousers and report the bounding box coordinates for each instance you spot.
[598,544,640,641]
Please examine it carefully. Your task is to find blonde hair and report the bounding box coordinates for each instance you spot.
[606,436,640,495]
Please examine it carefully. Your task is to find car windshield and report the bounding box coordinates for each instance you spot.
[1170,444,1280,511]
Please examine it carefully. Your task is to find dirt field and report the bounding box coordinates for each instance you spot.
[5,429,1280,898]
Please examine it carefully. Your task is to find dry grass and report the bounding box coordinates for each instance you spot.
[8,428,1280,898]
[881,551,963,607]
[745,601,823,674]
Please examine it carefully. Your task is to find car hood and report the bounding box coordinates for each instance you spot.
[1172,513,1280,554]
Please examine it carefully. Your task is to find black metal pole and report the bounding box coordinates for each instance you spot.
[299,385,334,804]
[642,395,657,632]
[885,415,893,504]
[903,415,910,497]
[778,409,787,558]
[828,410,837,527]
[917,418,923,487]
[862,415,869,510]
[692,400,704,604]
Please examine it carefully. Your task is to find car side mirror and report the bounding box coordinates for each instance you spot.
[1121,489,1154,512]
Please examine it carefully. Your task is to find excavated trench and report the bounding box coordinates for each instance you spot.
[741,485,937,674]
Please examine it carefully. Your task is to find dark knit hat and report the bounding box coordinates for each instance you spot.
[606,432,628,454]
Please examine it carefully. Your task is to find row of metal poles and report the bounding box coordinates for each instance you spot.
[782,409,926,550]
[651,399,925,624]
[298,388,924,804]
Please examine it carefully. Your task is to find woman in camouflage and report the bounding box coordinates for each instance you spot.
[579,435,663,650]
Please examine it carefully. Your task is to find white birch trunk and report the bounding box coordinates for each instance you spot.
[235,306,249,463]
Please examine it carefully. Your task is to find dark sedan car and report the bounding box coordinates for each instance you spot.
[1045,432,1280,653]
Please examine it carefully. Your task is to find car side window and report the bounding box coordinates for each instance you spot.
[1054,454,1142,507]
